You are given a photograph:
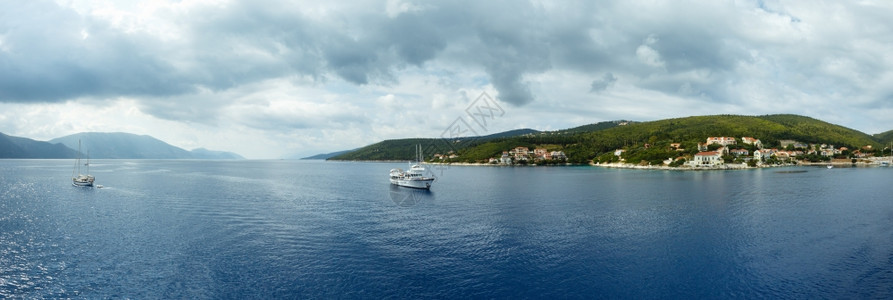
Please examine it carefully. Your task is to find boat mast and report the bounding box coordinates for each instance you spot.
[74,139,82,177]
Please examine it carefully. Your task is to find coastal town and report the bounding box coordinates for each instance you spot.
[433,147,567,166]
[430,136,893,169]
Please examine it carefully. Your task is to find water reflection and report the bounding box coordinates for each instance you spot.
[388,185,434,207]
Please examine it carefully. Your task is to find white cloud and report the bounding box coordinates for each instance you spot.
[635,35,665,68]
[385,0,425,18]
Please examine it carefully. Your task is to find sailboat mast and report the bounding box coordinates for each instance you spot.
[75,139,82,176]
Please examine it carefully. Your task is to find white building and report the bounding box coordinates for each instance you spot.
[754,149,775,161]
[707,137,737,146]
[689,151,724,166]
[500,151,512,165]
[741,137,763,149]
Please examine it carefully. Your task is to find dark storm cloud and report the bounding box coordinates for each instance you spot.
[0,1,196,102]
[0,0,566,107]
[3,0,893,120]
[590,73,618,93]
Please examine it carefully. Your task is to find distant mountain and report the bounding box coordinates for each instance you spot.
[50,132,243,159]
[0,132,79,158]
[190,148,245,159]
[50,132,192,159]
[300,149,356,160]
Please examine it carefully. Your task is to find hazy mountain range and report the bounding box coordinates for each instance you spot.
[0,132,243,159]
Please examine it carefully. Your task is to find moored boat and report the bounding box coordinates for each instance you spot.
[389,145,435,189]
[72,139,95,187]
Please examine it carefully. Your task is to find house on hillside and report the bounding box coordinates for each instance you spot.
[775,151,792,161]
[754,149,775,161]
[550,151,566,160]
[741,137,763,149]
[853,150,871,158]
[689,151,724,167]
[780,140,808,149]
[500,151,512,165]
[707,137,737,146]
[729,149,750,157]
[512,147,530,161]
[534,148,548,159]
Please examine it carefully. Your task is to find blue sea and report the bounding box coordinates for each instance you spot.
[1,160,892,298]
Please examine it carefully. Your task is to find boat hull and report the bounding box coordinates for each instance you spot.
[72,181,94,187]
[391,178,434,189]
[72,175,95,187]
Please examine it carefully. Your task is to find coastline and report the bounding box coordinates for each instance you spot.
[329,157,893,170]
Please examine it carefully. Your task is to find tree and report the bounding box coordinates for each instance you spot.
[669,158,686,167]
[596,152,619,164]
[722,154,735,163]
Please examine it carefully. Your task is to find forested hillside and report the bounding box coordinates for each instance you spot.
[331,115,886,164]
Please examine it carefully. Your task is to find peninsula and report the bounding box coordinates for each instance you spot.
[330,114,893,169]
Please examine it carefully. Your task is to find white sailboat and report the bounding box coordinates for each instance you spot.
[389,145,435,189]
[72,139,95,187]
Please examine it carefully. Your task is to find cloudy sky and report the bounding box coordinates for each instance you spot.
[2,0,892,158]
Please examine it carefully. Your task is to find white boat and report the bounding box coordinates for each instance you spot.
[389,145,435,189]
[72,139,95,187]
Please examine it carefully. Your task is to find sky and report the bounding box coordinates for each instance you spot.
[1,0,892,158]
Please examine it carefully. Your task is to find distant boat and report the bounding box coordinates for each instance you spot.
[389,145,435,189]
[72,139,95,187]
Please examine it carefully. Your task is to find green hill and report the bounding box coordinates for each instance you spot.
[330,128,547,161]
[329,123,623,161]
[574,114,878,152]
[874,130,893,145]
[572,114,881,164]
[331,114,884,164]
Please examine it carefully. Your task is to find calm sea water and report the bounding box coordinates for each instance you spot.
[1,160,892,298]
